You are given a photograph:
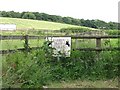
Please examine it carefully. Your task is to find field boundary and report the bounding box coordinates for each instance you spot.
[0,35,120,54]
[1,35,120,40]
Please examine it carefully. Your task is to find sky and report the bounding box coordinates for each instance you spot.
[0,0,119,22]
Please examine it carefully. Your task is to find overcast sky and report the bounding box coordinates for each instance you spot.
[0,0,119,22]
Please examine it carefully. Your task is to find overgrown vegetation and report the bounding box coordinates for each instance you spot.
[60,27,95,32]
[60,27,100,35]
[104,30,120,35]
[2,41,119,88]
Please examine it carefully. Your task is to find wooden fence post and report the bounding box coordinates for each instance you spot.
[25,35,29,51]
[75,33,78,49]
[96,38,101,49]
[96,38,101,60]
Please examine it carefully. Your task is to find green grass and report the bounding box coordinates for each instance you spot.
[1,39,44,50]
[0,17,81,30]
[72,39,118,49]
[102,39,119,48]
[1,38,118,50]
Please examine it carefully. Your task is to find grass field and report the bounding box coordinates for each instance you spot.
[1,39,44,50]
[1,38,118,50]
[0,17,81,30]
[0,17,80,49]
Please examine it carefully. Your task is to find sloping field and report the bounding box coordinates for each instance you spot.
[0,17,81,30]
[0,17,99,50]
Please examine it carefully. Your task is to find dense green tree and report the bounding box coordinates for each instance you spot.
[33,12,43,20]
[94,19,109,29]
[40,13,50,21]
[108,22,118,29]
[71,18,81,25]
[22,12,36,19]
[62,17,72,24]
[21,12,27,18]
[55,16,63,23]
[8,11,21,18]
[0,11,2,17]
[1,11,11,17]
[48,15,58,22]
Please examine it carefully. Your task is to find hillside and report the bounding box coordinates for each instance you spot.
[0,17,82,30]
[0,11,118,30]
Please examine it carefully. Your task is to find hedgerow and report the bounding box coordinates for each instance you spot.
[2,41,119,88]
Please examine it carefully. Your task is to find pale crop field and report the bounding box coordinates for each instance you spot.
[0,17,80,30]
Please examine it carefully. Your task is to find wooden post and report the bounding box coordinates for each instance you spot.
[75,33,78,49]
[75,39,78,49]
[96,38,101,49]
[25,35,29,51]
[96,38,101,60]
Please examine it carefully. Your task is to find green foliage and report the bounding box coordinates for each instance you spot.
[60,27,97,35]
[62,17,72,24]
[22,12,36,20]
[0,11,21,18]
[0,11,12,17]
[60,27,93,32]
[105,30,120,35]
[108,22,118,30]
[81,19,97,28]
[2,41,119,88]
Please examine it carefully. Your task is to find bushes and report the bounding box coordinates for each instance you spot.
[2,42,119,88]
[105,30,120,35]
[60,27,93,33]
[60,27,105,36]
[3,50,52,88]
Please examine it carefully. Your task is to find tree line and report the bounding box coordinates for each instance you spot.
[0,11,118,30]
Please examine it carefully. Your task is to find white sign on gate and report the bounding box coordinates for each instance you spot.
[46,37,71,57]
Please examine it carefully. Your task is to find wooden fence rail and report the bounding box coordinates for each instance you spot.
[0,35,120,54]
[1,35,120,40]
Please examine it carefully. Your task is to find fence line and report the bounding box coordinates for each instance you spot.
[0,35,120,54]
[1,35,120,40]
[0,47,40,54]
